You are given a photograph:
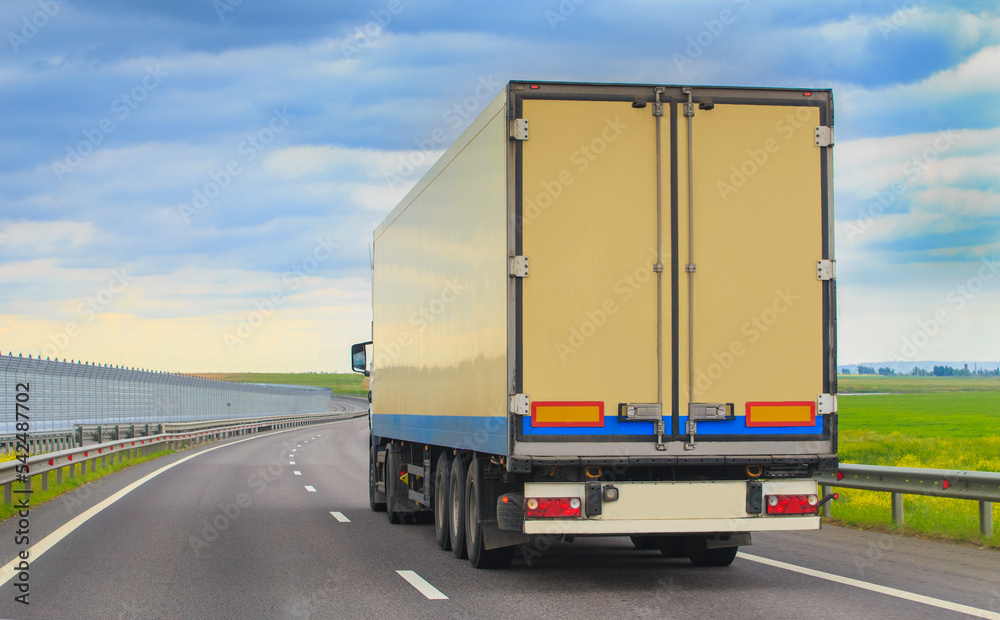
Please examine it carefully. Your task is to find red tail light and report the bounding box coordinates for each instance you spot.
[525,497,582,518]
[766,494,819,515]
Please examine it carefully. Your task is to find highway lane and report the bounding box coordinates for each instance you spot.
[1,400,998,619]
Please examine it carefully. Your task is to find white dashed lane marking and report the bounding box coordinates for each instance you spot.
[293,471,302,476]
[330,511,350,523]
[305,486,316,492]
[396,570,448,600]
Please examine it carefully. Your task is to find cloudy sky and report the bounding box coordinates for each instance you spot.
[1,0,998,372]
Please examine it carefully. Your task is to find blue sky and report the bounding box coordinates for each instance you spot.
[1,0,998,372]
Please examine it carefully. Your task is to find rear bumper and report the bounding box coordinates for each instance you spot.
[522,479,820,536]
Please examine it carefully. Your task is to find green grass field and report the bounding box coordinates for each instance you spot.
[193,372,368,396]
[0,449,173,523]
[840,374,1000,393]
[835,375,1000,547]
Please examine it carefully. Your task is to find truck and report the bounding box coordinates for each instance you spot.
[351,80,837,569]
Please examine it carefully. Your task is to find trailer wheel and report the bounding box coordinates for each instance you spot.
[434,452,452,550]
[369,442,386,512]
[385,444,403,524]
[656,536,686,558]
[684,536,738,567]
[465,457,516,569]
[449,453,468,558]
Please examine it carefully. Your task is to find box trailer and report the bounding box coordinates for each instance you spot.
[351,80,837,568]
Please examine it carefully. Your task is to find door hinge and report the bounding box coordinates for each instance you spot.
[817,259,836,281]
[509,119,529,141]
[509,255,529,278]
[509,394,529,416]
[814,126,834,147]
[818,394,837,415]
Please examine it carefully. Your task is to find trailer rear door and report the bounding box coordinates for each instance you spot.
[513,84,834,455]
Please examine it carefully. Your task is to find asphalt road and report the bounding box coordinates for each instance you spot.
[1,396,998,620]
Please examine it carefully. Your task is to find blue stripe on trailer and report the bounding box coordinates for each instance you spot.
[681,415,824,436]
[372,413,508,455]
[522,415,824,436]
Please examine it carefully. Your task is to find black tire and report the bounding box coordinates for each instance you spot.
[465,457,516,569]
[684,536,739,567]
[656,536,686,558]
[385,445,403,525]
[630,535,658,550]
[449,454,468,558]
[369,442,386,512]
[434,452,452,550]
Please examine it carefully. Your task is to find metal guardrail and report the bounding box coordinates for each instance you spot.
[0,430,76,455]
[817,463,999,537]
[0,410,365,504]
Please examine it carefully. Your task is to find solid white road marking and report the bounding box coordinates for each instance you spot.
[305,485,316,492]
[330,511,351,523]
[293,471,302,476]
[739,553,1000,620]
[396,570,448,600]
[0,423,336,589]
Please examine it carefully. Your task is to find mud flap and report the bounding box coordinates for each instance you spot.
[482,521,531,550]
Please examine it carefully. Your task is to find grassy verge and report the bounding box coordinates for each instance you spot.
[839,374,1000,393]
[192,372,368,396]
[0,449,173,523]
[832,375,1000,548]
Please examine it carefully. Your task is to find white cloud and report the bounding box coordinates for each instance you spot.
[0,220,97,251]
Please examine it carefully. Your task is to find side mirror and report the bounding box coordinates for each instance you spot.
[351,341,372,376]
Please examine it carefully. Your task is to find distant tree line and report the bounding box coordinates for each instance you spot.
[849,365,1000,377]
[920,365,1000,377]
